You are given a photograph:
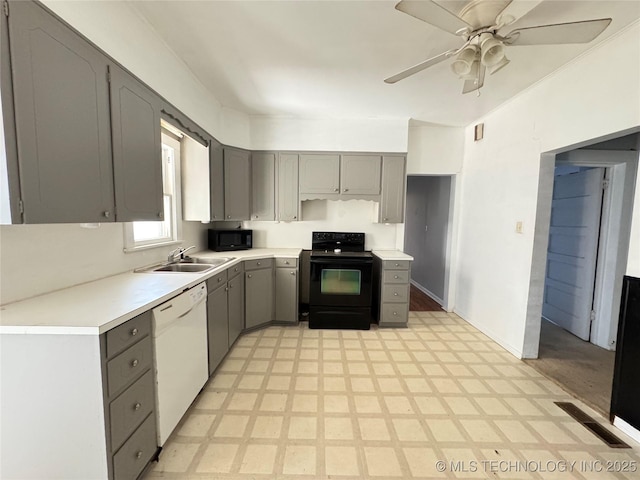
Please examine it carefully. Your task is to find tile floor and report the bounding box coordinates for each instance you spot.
[144,312,640,479]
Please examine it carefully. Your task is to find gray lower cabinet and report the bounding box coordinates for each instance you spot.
[251,152,276,220]
[376,258,412,327]
[101,310,158,480]
[275,258,299,324]
[109,64,164,222]
[6,0,115,223]
[228,264,245,346]
[223,147,251,220]
[207,273,229,375]
[278,154,300,221]
[379,156,406,223]
[245,259,274,329]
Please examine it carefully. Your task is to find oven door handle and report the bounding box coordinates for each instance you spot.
[310,257,373,265]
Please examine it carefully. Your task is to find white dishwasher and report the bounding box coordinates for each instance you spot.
[152,282,208,446]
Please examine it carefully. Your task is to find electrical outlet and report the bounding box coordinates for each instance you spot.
[515,221,523,234]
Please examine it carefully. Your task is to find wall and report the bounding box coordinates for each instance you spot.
[453,22,640,357]
[407,122,465,175]
[404,176,451,303]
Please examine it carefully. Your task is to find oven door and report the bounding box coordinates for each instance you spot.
[309,257,373,307]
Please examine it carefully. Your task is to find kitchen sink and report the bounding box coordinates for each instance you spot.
[152,263,214,273]
[189,256,234,267]
[134,256,235,273]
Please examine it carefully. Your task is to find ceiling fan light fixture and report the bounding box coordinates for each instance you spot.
[480,35,505,67]
[488,55,510,75]
[460,59,480,81]
[451,45,479,77]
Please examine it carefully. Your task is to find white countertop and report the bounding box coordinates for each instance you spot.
[372,250,414,261]
[0,248,302,336]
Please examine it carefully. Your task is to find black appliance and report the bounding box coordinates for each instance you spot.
[610,275,640,428]
[208,229,252,252]
[309,232,373,330]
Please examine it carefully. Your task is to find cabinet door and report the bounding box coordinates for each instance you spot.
[379,156,406,223]
[275,267,298,324]
[299,154,339,194]
[251,153,275,221]
[8,0,114,223]
[210,141,225,221]
[110,65,163,222]
[341,155,381,195]
[228,275,245,346]
[278,154,299,221]
[245,267,274,329]
[223,148,251,220]
[207,285,229,375]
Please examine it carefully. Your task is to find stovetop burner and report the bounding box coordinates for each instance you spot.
[311,231,367,254]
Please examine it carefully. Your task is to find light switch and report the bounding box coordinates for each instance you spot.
[515,221,523,234]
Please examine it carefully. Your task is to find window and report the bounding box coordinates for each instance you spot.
[124,130,182,251]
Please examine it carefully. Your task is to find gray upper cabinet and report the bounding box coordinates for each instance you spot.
[299,154,340,194]
[109,65,163,222]
[7,0,115,223]
[278,153,299,222]
[341,155,381,196]
[379,156,406,223]
[210,141,225,221]
[251,153,275,221]
[223,148,251,221]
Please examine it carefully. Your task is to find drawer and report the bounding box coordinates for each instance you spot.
[107,336,152,397]
[382,260,411,271]
[228,262,244,280]
[383,270,409,284]
[207,270,228,291]
[276,257,298,268]
[106,311,151,358]
[244,258,274,271]
[382,284,409,303]
[380,303,409,325]
[110,370,155,452]
[112,413,157,480]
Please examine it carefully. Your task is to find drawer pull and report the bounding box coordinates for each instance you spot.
[257,261,261,266]
[131,328,138,336]
[394,293,399,296]
[334,188,339,192]
[291,271,295,275]
[218,277,222,282]
[131,359,139,368]
[393,311,398,316]
[293,216,297,219]
[136,451,143,459]
[134,402,141,411]
[394,275,399,279]
[395,263,400,267]
[285,261,290,265]
[383,217,388,221]
[248,274,253,279]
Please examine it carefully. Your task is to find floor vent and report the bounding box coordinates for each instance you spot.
[555,402,631,448]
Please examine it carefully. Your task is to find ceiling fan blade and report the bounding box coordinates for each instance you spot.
[496,0,544,27]
[384,49,455,84]
[395,0,471,35]
[462,64,485,94]
[505,18,612,46]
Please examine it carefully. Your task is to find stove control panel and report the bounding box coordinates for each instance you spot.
[312,231,365,252]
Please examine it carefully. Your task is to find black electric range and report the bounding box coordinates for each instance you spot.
[309,232,373,330]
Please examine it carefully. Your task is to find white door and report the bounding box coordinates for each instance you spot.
[542,167,605,340]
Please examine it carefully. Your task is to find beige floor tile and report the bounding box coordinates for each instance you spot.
[518,449,579,480]
[427,419,466,442]
[432,378,462,393]
[258,337,277,347]
[154,443,200,473]
[445,396,479,415]
[475,397,512,416]
[276,348,297,359]
[378,378,404,393]
[324,394,350,413]
[494,419,540,443]
[251,415,283,439]
[348,362,369,374]
[259,393,289,412]
[239,444,277,474]
[266,375,291,391]
[459,419,503,443]
[359,417,391,441]
[351,377,376,392]
[458,378,491,394]
[300,348,319,360]
[195,391,227,410]
[237,374,264,390]
[403,447,446,478]
[288,416,317,439]
[291,393,318,413]
[209,373,237,389]
[253,347,275,359]
[214,414,249,437]
[177,413,216,437]
[271,360,294,373]
[297,361,319,374]
[364,446,403,477]
[404,377,432,393]
[323,361,344,374]
[227,392,258,411]
[389,351,411,362]
[195,443,239,473]
[480,448,535,479]
[369,350,390,362]
[354,395,383,413]
[372,363,395,375]
[393,418,428,442]
[245,360,269,372]
[528,421,577,444]
[283,445,317,475]
[219,359,245,372]
[485,379,520,395]
[441,448,485,478]
[324,377,347,392]
[346,350,366,361]
[384,395,415,415]
[295,376,319,391]
[414,395,448,415]
[504,398,546,417]
[325,445,360,476]
[280,338,299,348]
[325,417,354,440]
[396,363,421,376]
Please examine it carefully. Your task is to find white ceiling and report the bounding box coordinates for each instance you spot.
[132,1,640,127]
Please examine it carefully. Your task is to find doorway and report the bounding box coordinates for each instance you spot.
[524,131,639,417]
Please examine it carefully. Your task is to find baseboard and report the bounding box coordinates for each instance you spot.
[453,307,524,359]
[613,416,640,444]
[410,280,444,306]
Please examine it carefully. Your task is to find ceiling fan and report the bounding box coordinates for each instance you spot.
[385,0,612,93]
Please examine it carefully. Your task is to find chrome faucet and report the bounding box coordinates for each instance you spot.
[167,245,196,263]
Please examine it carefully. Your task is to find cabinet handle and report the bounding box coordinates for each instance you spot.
[285,261,289,265]
[225,287,229,292]
[130,328,138,336]
[293,216,297,219]
[229,284,233,289]
[248,274,253,278]
[394,293,399,296]
[393,311,398,316]
[158,212,163,219]
[343,188,349,192]
[254,215,258,219]
[290,271,295,275]
[383,217,388,221]
[103,211,110,218]
[227,215,231,219]
[131,359,139,368]
[136,451,143,460]
[218,277,222,282]
[134,403,141,411]
[257,262,261,266]
[395,263,400,267]
[333,188,339,192]
[394,275,399,279]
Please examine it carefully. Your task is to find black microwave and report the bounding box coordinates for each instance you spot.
[208,229,253,252]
